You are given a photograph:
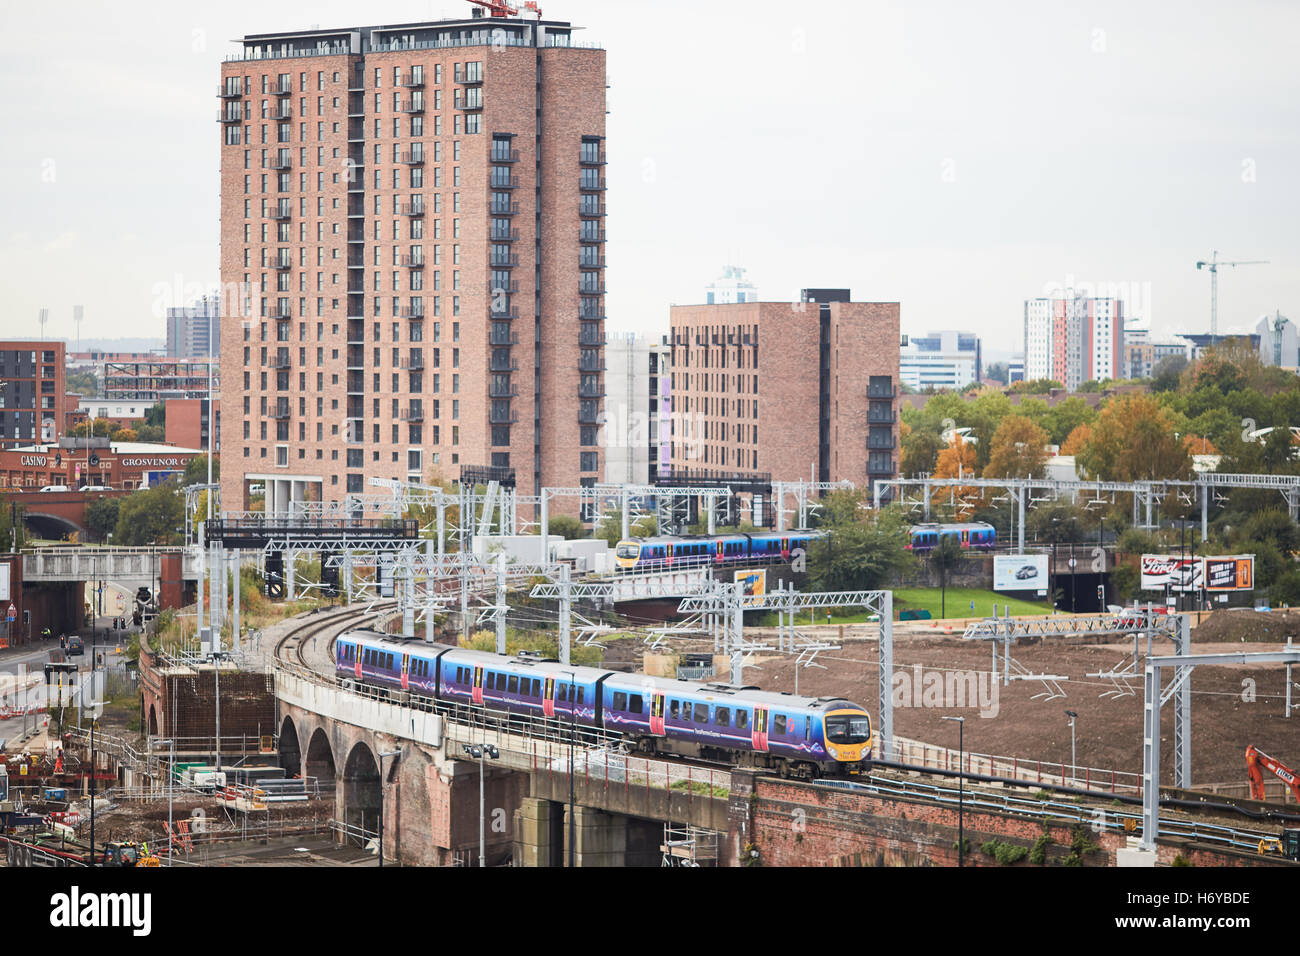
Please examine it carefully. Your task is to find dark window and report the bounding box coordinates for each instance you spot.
[774,714,787,735]
[716,707,730,727]
[669,700,680,719]
[508,675,519,693]
[531,679,540,698]
[569,684,577,702]
[629,694,644,714]
[577,688,585,705]
[694,703,709,723]
[737,710,749,729]
[496,672,506,690]
[613,691,627,710]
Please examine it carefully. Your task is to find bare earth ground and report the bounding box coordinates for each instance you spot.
[725,610,1300,790]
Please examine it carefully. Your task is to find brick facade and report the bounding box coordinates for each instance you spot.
[218,18,605,512]
[668,296,899,488]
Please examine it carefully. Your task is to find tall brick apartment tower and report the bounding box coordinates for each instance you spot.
[669,289,899,493]
[218,12,606,513]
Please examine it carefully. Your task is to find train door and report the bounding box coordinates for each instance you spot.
[650,692,666,735]
[665,542,674,568]
[472,666,484,705]
[781,537,790,560]
[353,645,363,680]
[543,677,556,718]
[715,540,725,564]
[752,707,769,752]
[960,528,969,548]
[400,654,410,691]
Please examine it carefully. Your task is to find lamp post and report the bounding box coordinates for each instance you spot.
[377,749,402,868]
[462,744,497,866]
[1098,516,1106,609]
[1065,710,1078,785]
[1050,518,1060,612]
[1070,518,1078,612]
[941,715,965,867]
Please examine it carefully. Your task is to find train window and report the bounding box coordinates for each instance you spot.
[531,679,540,697]
[508,675,519,693]
[669,700,679,719]
[569,684,576,702]
[805,717,810,740]
[736,709,748,729]
[774,714,787,735]
[613,691,627,710]
[716,707,730,727]
[363,649,371,666]
[693,703,709,723]
[628,694,643,714]
[494,672,504,690]
[577,688,585,705]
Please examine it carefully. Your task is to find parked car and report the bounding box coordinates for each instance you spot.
[66,636,84,656]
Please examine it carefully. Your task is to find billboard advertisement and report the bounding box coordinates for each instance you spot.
[735,569,766,607]
[1204,555,1255,591]
[993,554,1049,591]
[0,564,9,602]
[1141,555,1203,592]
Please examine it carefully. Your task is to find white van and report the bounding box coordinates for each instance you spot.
[38,485,70,493]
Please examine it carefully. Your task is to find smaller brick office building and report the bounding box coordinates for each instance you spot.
[668,289,900,491]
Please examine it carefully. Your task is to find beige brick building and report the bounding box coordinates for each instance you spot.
[217,13,606,512]
[668,290,899,492]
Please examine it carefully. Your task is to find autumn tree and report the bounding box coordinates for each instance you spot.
[1060,423,1093,458]
[983,415,1050,479]
[932,436,981,516]
[1078,394,1191,481]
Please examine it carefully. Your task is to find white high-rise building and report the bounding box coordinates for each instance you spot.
[899,330,981,390]
[1023,293,1125,390]
[603,332,671,485]
[704,266,758,305]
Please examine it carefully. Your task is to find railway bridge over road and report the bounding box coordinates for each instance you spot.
[274,662,730,866]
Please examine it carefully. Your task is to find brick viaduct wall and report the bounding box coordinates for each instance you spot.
[726,772,1291,868]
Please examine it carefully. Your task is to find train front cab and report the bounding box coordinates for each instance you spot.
[822,707,873,775]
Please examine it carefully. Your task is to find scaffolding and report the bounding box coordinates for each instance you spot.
[660,823,720,867]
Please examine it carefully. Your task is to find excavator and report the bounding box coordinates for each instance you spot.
[1244,746,1300,859]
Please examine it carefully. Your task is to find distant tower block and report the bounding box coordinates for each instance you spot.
[38,308,49,340]
[73,305,84,351]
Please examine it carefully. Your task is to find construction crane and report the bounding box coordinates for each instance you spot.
[1245,745,1300,803]
[465,0,542,18]
[1196,251,1268,339]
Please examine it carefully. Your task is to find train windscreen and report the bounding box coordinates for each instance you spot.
[615,543,639,559]
[825,715,871,744]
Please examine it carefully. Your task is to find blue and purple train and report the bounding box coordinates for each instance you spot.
[614,531,822,573]
[335,629,872,778]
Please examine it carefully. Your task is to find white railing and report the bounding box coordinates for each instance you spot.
[881,736,1142,795]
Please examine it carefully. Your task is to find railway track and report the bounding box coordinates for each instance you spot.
[273,602,396,672]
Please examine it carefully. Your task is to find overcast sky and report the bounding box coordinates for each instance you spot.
[1,0,1297,355]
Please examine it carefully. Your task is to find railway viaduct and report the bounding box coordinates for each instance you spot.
[271,664,1288,867]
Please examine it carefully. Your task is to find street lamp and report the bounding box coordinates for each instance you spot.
[941,716,965,867]
[1098,516,1106,609]
[1070,518,1078,613]
[462,744,497,867]
[377,749,402,868]
[1065,710,1078,786]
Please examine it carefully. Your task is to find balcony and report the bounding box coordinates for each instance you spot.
[400,356,425,370]
[579,360,606,373]
[400,407,425,423]
[273,256,293,270]
[578,383,604,398]
[270,155,292,170]
[398,98,425,113]
[490,228,521,242]
[490,174,521,190]
[579,148,607,166]
[867,457,894,476]
[270,205,292,221]
[400,254,425,268]
[455,68,484,85]
[490,305,520,320]
[217,107,246,123]
[346,418,364,444]
[867,408,896,425]
[272,403,291,419]
[490,201,521,216]
[867,434,894,450]
[218,84,244,98]
[490,408,518,425]
[401,203,426,217]
[579,176,607,192]
[347,372,365,393]
[271,103,293,120]
[578,201,607,218]
[270,306,292,319]
[579,282,606,296]
[578,331,602,346]
[271,82,293,96]
[346,346,364,369]
[490,253,519,267]
[271,355,292,370]
[578,407,600,424]
[490,332,520,346]
[490,147,520,164]
[400,306,425,319]
[579,255,606,269]
[400,151,426,165]
[490,357,519,373]
[580,228,607,243]
[867,383,898,399]
[489,382,519,398]
[579,310,606,322]
[399,72,425,88]
[456,91,484,110]
[490,280,520,294]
